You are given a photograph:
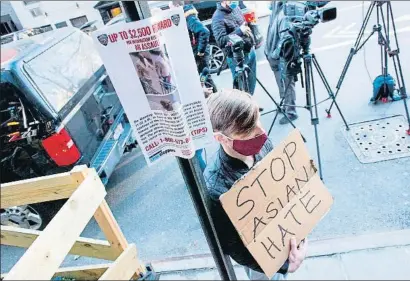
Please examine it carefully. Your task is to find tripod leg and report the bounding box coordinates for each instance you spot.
[304,55,323,179]
[242,64,306,141]
[312,55,350,131]
[244,69,251,95]
[387,3,410,133]
[354,2,376,48]
[268,97,284,136]
[254,77,306,141]
[327,2,376,115]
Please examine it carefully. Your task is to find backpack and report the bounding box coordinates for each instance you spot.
[371,74,397,102]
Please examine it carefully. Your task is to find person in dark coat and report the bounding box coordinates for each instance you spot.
[169,2,211,74]
[211,1,257,96]
[184,4,211,73]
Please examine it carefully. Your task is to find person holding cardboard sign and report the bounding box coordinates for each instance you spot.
[204,89,308,280]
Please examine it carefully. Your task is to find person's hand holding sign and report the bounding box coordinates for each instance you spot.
[288,238,308,273]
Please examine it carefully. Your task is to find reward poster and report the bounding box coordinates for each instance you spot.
[92,8,213,165]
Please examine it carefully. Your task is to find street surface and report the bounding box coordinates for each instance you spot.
[1,1,410,273]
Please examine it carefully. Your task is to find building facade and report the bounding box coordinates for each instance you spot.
[1,1,102,36]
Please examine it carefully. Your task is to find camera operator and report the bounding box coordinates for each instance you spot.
[212,1,257,95]
[204,89,307,280]
[265,0,298,125]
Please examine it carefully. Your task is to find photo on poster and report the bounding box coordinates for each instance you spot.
[129,47,176,94]
[146,93,181,112]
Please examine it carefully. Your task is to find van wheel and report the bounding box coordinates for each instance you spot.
[0,200,66,231]
[1,205,43,230]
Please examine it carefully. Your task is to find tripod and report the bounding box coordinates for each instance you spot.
[326,1,410,135]
[285,51,350,179]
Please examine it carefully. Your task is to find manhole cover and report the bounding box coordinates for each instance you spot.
[342,115,410,163]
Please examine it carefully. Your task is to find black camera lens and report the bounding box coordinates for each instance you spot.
[321,7,337,22]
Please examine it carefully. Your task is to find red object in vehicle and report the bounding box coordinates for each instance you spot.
[42,127,81,166]
[243,10,257,23]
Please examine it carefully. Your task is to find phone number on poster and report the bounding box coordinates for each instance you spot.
[160,137,190,145]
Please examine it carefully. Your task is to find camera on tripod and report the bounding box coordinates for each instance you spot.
[227,34,246,63]
[280,1,337,76]
[227,32,255,66]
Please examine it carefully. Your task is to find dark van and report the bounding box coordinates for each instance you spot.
[1,28,136,230]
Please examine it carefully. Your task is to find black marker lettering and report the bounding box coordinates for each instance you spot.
[251,169,268,197]
[278,224,296,247]
[266,201,279,220]
[284,204,302,225]
[295,166,309,191]
[261,236,281,259]
[253,216,267,241]
[277,197,284,208]
[286,185,297,203]
[283,142,297,170]
[299,190,322,214]
[270,157,286,182]
[237,186,255,220]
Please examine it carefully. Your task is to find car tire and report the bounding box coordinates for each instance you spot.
[1,200,66,231]
[208,43,227,74]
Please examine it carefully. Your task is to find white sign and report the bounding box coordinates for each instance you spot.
[92,8,213,165]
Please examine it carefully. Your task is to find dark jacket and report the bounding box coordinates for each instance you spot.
[211,3,248,56]
[184,5,210,55]
[203,139,289,275]
[265,1,289,63]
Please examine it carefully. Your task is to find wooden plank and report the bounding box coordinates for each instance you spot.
[94,200,129,257]
[94,201,146,276]
[0,166,89,208]
[2,264,110,281]
[4,170,107,281]
[0,225,119,261]
[54,264,110,280]
[99,244,138,280]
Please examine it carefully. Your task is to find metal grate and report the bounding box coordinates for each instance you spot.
[342,115,410,163]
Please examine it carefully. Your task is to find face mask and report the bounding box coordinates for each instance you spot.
[228,1,239,9]
[220,132,268,156]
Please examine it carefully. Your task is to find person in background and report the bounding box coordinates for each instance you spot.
[265,0,298,125]
[204,88,307,280]
[169,2,211,74]
[185,4,211,74]
[212,1,257,96]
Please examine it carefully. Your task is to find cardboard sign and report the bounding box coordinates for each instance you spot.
[220,129,333,278]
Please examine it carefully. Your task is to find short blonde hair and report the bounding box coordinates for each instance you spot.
[207,89,259,136]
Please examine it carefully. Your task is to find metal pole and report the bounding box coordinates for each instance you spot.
[177,157,237,280]
[121,1,236,279]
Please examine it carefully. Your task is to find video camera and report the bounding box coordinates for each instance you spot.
[227,34,246,63]
[284,1,336,25]
[225,30,254,62]
[279,1,337,76]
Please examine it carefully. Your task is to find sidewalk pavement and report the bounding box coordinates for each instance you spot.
[152,229,410,280]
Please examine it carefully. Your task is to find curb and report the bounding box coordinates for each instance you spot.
[151,229,410,274]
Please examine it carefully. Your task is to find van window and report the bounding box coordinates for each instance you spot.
[24,30,103,112]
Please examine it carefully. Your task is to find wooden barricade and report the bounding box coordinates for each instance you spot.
[0,165,147,280]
